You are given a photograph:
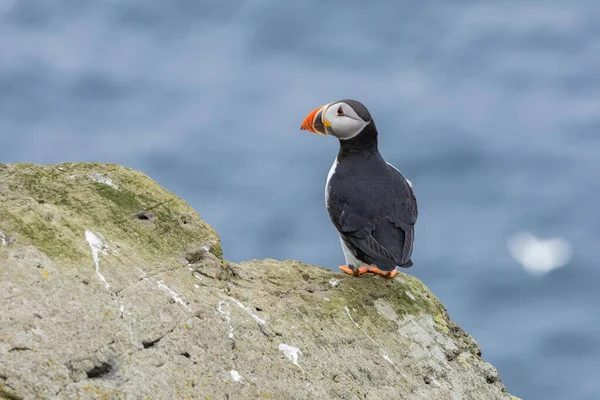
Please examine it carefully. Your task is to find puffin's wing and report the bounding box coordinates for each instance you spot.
[338,209,398,263]
[329,166,417,266]
[386,172,418,264]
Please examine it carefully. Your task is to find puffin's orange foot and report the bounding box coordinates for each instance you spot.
[367,266,398,279]
[339,265,354,275]
[338,265,370,276]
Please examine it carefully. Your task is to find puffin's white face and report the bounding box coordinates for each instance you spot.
[301,101,370,140]
[322,102,369,140]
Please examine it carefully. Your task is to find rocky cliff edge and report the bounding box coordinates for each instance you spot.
[0,163,517,400]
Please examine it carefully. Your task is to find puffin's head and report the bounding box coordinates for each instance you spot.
[300,99,372,140]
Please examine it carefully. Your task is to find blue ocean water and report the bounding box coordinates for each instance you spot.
[1,1,599,398]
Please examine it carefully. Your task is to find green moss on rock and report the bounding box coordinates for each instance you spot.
[0,163,220,266]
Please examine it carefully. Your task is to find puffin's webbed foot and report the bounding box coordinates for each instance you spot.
[338,265,369,276]
[367,266,398,279]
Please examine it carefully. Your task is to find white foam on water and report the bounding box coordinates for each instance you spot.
[508,232,573,276]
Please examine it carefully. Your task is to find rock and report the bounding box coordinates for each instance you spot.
[0,163,515,399]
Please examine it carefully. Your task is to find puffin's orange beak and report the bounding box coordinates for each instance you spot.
[300,104,329,136]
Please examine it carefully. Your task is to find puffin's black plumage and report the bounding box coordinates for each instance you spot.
[326,109,418,272]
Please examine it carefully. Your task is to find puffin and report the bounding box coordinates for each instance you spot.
[300,99,418,279]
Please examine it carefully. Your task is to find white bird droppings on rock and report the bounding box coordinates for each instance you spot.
[230,370,244,383]
[508,232,573,276]
[157,281,192,312]
[382,353,394,365]
[329,278,340,287]
[217,301,234,339]
[405,291,416,301]
[89,172,119,190]
[279,343,303,372]
[138,268,148,280]
[85,230,110,289]
[227,296,265,326]
[0,231,6,246]
[31,328,44,336]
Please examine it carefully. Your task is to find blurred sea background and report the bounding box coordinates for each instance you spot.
[1,1,599,398]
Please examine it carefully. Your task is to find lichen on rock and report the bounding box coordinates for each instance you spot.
[0,163,516,399]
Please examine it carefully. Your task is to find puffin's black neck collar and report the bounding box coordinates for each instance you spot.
[337,121,379,160]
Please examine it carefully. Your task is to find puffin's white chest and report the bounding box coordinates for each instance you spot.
[325,157,338,204]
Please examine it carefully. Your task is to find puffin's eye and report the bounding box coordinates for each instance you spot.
[337,106,345,116]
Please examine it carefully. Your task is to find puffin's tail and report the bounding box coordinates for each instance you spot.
[397,260,413,269]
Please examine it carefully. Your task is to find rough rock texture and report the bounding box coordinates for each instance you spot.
[0,163,516,400]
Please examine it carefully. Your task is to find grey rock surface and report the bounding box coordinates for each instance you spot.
[0,163,518,399]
